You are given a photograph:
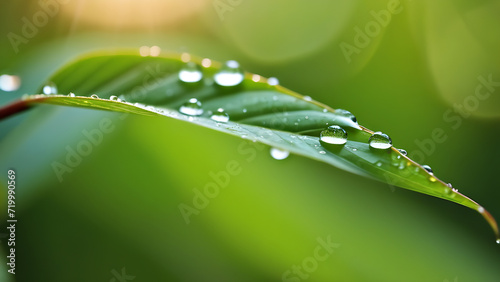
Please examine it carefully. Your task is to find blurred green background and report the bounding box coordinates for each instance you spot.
[1,0,500,281]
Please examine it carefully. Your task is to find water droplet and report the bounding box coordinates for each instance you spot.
[320,125,348,145]
[179,62,203,83]
[376,162,383,167]
[422,165,433,174]
[201,58,212,68]
[214,60,244,86]
[67,92,75,97]
[335,109,357,123]
[251,74,261,82]
[181,52,191,62]
[369,132,392,149]
[270,148,289,160]
[179,98,203,116]
[478,207,485,213]
[242,108,247,113]
[210,108,229,122]
[496,239,500,244]
[322,109,328,113]
[110,95,121,102]
[91,94,99,99]
[150,46,161,57]
[303,96,312,101]
[398,149,407,156]
[444,186,452,195]
[267,77,279,86]
[0,74,21,92]
[42,82,58,94]
[319,150,326,155]
[139,46,150,56]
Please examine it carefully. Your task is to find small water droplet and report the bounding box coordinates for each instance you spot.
[319,150,326,155]
[251,74,261,82]
[267,77,279,86]
[181,52,191,62]
[303,96,312,101]
[376,162,383,167]
[179,98,203,116]
[422,165,433,174]
[398,149,407,156]
[444,186,452,195]
[214,60,244,86]
[242,108,247,113]
[496,239,500,244]
[270,148,289,160]
[320,125,348,145]
[110,95,121,102]
[335,109,357,123]
[67,92,75,97]
[91,94,99,99]
[305,116,309,120]
[478,207,485,213]
[42,82,58,94]
[322,109,328,113]
[179,62,203,83]
[210,108,229,122]
[369,132,392,149]
[139,46,149,56]
[150,46,161,57]
[0,74,21,92]
[201,58,212,68]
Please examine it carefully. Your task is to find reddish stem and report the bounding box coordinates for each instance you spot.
[0,99,32,120]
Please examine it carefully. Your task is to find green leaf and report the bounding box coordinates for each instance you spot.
[2,50,499,242]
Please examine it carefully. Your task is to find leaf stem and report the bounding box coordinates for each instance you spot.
[0,99,32,120]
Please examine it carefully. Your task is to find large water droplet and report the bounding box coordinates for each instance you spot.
[369,132,392,149]
[335,109,357,123]
[210,108,229,122]
[179,98,203,116]
[422,165,433,174]
[214,60,244,86]
[270,148,289,160]
[0,74,21,92]
[42,82,58,94]
[179,62,203,83]
[320,125,347,145]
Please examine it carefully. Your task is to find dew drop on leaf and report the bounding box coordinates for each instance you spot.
[210,108,229,122]
[67,92,75,97]
[369,132,392,149]
[214,60,244,86]
[303,96,312,101]
[109,95,121,102]
[180,98,203,116]
[335,109,357,123]
[42,82,58,95]
[91,94,99,99]
[270,148,289,160]
[179,62,203,83]
[397,149,407,156]
[0,74,21,92]
[267,77,279,86]
[320,125,347,145]
[422,165,433,174]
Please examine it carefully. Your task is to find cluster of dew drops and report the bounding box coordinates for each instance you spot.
[2,52,459,201]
